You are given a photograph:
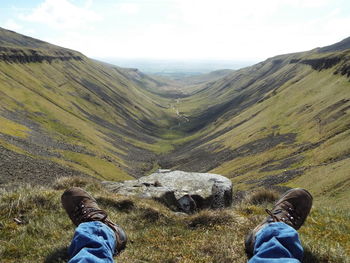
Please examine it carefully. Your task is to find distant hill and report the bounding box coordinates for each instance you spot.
[318,36,350,53]
[178,69,234,85]
[102,58,251,78]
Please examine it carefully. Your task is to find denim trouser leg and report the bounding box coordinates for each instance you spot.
[68,221,116,263]
[249,222,303,263]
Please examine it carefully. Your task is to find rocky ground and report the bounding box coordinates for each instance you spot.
[0,144,87,189]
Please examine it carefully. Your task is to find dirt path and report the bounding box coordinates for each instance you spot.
[170,98,189,129]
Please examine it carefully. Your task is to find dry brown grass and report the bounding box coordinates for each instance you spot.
[52,176,104,192]
[245,188,280,205]
[188,210,235,228]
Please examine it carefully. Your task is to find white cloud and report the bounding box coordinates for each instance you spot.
[175,0,281,27]
[157,0,349,60]
[3,19,23,31]
[21,0,101,30]
[115,3,140,15]
[84,0,93,9]
[11,0,349,60]
[282,0,332,8]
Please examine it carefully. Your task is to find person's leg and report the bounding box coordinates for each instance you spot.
[68,221,116,263]
[245,188,313,262]
[248,222,303,263]
[61,187,127,262]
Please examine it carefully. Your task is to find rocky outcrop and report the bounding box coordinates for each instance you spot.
[290,56,342,71]
[102,170,233,213]
[334,61,350,77]
[0,47,83,63]
[290,55,350,78]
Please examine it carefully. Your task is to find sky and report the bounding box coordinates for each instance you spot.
[1,0,350,62]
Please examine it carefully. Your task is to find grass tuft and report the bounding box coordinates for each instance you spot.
[52,176,103,192]
[245,188,280,205]
[188,210,234,228]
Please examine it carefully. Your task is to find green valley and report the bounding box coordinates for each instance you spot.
[0,28,349,209]
[0,28,350,263]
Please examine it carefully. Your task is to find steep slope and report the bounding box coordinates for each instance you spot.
[114,66,186,98]
[0,28,178,186]
[161,45,350,208]
[318,36,350,53]
[94,60,186,98]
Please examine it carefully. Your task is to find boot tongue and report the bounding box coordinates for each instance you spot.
[81,207,108,222]
[90,212,107,221]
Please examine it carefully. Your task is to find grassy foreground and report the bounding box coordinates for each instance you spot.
[0,177,349,263]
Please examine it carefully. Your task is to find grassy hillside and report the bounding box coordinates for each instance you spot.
[159,48,350,209]
[0,177,348,263]
[0,28,182,186]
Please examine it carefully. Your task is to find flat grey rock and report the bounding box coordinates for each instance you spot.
[102,170,233,213]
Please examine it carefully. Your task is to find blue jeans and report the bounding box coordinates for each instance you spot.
[68,221,302,262]
[68,221,116,263]
[249,222,304,263]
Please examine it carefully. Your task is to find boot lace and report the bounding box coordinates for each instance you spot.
[265,202,302,227]
[73,201,107,223]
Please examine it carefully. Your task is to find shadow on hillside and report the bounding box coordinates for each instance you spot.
[44,247,69,263]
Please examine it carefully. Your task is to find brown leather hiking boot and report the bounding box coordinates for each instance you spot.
[244,188,313,258]
[61,187,127,254]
